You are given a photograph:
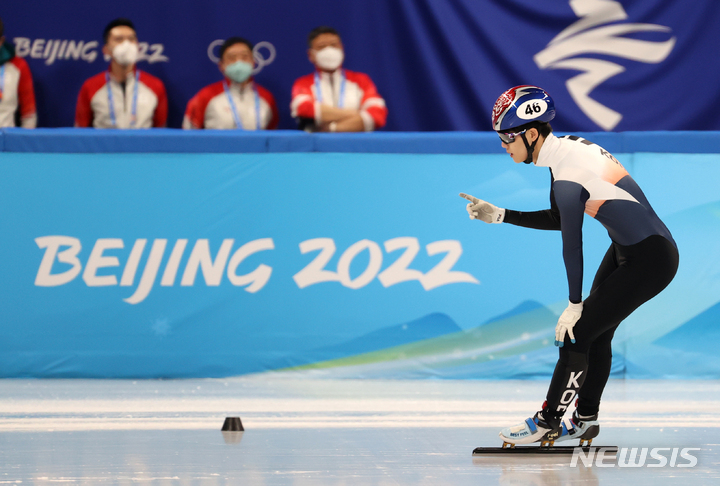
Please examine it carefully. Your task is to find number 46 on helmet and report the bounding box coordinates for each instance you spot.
[492,85,556,132]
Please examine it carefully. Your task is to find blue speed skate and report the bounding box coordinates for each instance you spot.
[555,411,600,447]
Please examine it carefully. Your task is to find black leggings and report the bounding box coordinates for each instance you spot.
[544,235,679,423]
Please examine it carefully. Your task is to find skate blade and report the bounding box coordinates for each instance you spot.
[473,445,618,455]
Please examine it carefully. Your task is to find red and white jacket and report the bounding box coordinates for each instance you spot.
[75,68,167,128]
[0,56,37,128]
[182,79,278,130]
[291,69,387,131]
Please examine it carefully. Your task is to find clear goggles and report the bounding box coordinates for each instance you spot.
[498,129,527,144]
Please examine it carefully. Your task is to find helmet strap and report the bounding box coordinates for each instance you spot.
[520,132,537,164]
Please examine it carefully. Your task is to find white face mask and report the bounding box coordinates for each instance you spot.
[224,60,254,84]
[314,46,344,71]
[112,40,139,66]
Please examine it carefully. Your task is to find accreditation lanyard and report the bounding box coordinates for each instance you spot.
[0,65,4,102]
[106,70,140,128]
[223,81,261,130]
[314,70,345,108]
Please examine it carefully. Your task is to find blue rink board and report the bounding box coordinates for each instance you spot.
[2,128,720,154]
[0,131,719,379]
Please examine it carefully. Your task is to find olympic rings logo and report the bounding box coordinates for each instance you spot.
[207,39,276,75]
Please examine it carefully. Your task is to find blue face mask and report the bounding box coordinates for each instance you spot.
[224,60,253,83]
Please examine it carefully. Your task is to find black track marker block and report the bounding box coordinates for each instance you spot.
[222,416,244,431]
[472,445,618,455]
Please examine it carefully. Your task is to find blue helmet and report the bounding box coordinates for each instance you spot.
[492,85,556,132]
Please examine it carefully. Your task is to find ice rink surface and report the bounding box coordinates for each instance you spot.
[1,375,719,485]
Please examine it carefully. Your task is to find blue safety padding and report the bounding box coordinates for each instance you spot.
[2,150,719,378]
[2,128,719,154]
[0,128,296,153]
[622,131,720,154]
[265,131,315,152]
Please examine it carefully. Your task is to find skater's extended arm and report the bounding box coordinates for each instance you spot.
[459,186,559,228]
[503,208,560,230]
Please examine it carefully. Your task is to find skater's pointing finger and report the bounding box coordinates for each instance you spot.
[459,193,480,204]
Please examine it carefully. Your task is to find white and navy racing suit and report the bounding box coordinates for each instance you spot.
[503,133,679,422]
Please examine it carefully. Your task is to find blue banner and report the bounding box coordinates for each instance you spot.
[1,0,719,131]
[1,131,719,379]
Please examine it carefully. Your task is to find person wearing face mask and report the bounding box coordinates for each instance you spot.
[75,18,167,128]
[291,26,387,132]
[0,16,37,128]
[182,37,278,130]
